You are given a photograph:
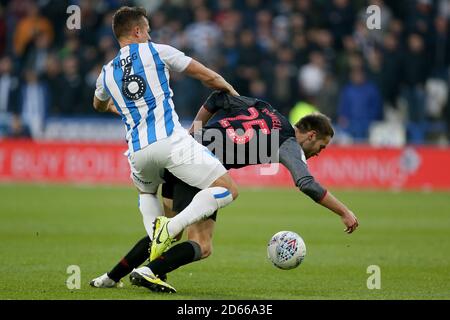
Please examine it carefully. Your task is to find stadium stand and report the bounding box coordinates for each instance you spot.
[0,0,448,144]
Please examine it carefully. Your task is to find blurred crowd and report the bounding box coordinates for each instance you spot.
[0,0,449,144]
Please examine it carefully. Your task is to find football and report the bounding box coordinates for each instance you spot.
[267,231,306,270]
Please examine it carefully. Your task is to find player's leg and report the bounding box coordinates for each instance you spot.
[90,192,161,288]
[151,217,216,276]
[131,175,217,292]
[169,173,218,260]
[137,191,164,238]
[146,219,215,276]
[91,144,170,289]
[186,217,215,258]
[92,202,177,287]
[126,140,169,238]
[150,134,238,260]
[130,217,215,293]
[162,197,183,242]
[89,235,151,288]
[90,175,182,288]
[90,196,163,288]
[164,172,237,239]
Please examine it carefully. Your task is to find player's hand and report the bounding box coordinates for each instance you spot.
[341,211,359,234]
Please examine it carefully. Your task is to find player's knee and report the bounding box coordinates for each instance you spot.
[225,176,239,200]
[218,183,239,201]
[208,187,234,208]
[211,174,238,200]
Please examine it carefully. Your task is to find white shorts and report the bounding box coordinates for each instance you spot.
[128,130,227,194]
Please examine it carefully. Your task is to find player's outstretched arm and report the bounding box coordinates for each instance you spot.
[318,191,359,234]
[184,59,239,96]
[279,138,359,234]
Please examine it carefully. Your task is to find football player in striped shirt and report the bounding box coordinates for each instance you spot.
[92,6,241,290]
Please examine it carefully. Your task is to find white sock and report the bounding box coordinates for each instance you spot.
[139,193,164,240]
[167,187,233,237]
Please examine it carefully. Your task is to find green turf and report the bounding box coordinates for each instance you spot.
[0,183,449,300]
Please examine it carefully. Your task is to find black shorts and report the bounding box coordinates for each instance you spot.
[161,170,217,221]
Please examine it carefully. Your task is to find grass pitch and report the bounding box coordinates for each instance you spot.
[0,183,449,300]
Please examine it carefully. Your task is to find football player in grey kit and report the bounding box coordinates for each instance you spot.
[91,91,359,292]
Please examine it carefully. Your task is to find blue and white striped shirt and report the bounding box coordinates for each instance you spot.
[95,42,192,152]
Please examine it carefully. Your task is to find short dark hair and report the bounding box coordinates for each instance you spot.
[112,6,148,40]
[295,113,334,138]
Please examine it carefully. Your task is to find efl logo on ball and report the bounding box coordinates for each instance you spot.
[267,231,306,270]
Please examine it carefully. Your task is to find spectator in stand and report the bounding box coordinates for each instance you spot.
[20,69,48,138]
[430,15,450,79]
[335,35,359,83]
[0,56,20,136]
[298,51,326,98]
[7,113,31,139]
[171,74,209,120]
[58,55,83,115]
[353,19,377,62]
[0,56,19,114]
[423,17,449,141]
[0,4,6,57]
[270,62,299,115]
[401,34,429,128]
[184,6,222,65]
[77,0,101,47]
[235,28,264,94]
[42,53,63,115]
[23,32,53,76]
[214,4,242,35]
[366,47,383,91]
[36,0,68,46]
[325,0,355,49]
[438,0,450,18]
[13,1,53,57]
[379,33,402,108]
[248,77,268,101]
[256,10,277,53]
[219,31,239,74]
[0,1,447,144]
[240,0,270,27]
[316,73,339,122]
[337,67,383,140]
[291,31,309,68]
[82,63,104,117]
[407,0,434,39]
[96,11,116,46]
[289,97,318,125]
[445,94,450,141]
[268,45,298,114]
[292,0,321,29]
[59,31,82,60]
